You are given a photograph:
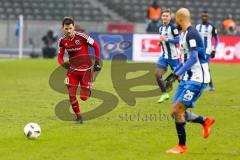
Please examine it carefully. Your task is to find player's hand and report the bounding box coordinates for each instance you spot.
[93,61,101,72]
[210,50,216,58]
[62,62,70,70]
[164,73,178,90]
[165,73,178,83]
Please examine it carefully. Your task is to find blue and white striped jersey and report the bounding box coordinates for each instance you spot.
[196,23,218,54]
[179,26,210,84]
[159,23,179,59]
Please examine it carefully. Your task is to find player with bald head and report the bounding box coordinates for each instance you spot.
[164,8,215,154]
[176,8,191,29]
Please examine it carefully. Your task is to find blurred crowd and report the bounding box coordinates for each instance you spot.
[221,14,239,36]
[146,0,240,36]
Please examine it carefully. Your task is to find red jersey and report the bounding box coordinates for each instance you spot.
[58,31,100,71]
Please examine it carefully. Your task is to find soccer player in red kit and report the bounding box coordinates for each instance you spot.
[58,17,101,124]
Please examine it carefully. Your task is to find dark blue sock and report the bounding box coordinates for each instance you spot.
[192,116,205,124]
[175,122,186,145]
[156,76,166,92]
[185,111,205,124]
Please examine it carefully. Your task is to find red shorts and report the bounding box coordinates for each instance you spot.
[64,69,92,89]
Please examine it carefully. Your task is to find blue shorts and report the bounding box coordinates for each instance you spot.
[173,81,207,108]
[156,56,180,71]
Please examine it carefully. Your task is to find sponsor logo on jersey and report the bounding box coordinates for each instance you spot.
[66,47,82,51]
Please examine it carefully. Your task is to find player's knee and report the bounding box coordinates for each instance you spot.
[155,69,163,78]
[171,111,184,122]
[175,112,185,122]
[80,89,91,101]
[155,72,163,80]
[171,104,185,122]
[171,110,177,119]
[80,96,89,101]
[157,75,163,80]
[171,104,177,118]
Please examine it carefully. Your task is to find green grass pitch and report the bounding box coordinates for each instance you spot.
[0,59,239,160]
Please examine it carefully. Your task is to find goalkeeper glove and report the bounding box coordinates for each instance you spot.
[165,73,178,83]
[62,62,70,70]
[93,61,101,72]
[210,50,216,58]
[164,73,178,91]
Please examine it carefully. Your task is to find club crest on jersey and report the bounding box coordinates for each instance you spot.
[75,40,80,45]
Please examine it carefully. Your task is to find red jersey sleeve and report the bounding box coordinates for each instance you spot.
[91,40,100,62]
[86,35,100,62]
[76,32,101,62]
[57,38,65,65]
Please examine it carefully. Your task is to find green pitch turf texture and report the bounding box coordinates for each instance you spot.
[0,59,239,160]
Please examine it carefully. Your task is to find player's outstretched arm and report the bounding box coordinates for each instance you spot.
[57,46,70,70]
[84,33,101,71]
[91,41,101,72]
[211,27,219,58]
[57,47,65,65]
[167,36,179,44]
[213,34,219,50]
[167,25,180,44]
[164,50,198,91]
[92,41,100,63]
[211,36,219,58]
[174,49,198,76]
[212,26,219,50]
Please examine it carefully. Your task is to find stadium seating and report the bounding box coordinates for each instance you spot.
[99,0,240,26]
[0,0,239,26]
[0,0,113,21]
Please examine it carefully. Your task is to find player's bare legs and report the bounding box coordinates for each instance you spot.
[165,8,216,154]
[166,101,188,154]
[166,101,215,154]
[155,68,169,103]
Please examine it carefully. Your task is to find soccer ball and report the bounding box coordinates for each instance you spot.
[23,122,41,139]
